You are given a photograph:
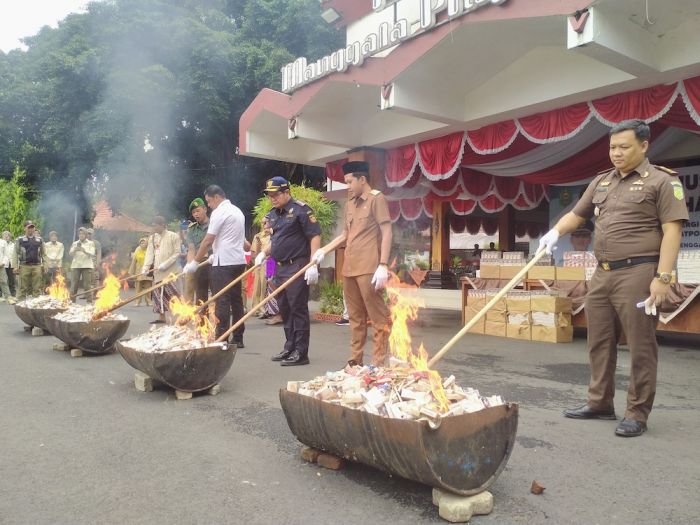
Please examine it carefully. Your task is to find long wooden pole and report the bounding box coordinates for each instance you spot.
[215,237,344,343]
[193,263,259,315]
[91,261,209,319]
[427,249,548,368]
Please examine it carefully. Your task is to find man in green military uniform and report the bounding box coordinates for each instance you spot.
[185,197,211,304]
[14,220,44,300]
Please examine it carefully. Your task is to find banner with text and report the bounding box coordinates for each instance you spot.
[677,166,700,250]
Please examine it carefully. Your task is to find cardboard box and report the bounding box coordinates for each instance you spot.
[486,309,508,323]
[530,296,572,314]
[484,320,507,337]
[479,265,500,279]
[555,267,586,281]
[499,265,526,280]
[531,324,573,343]
[464,307,485,334]
[506,296,531,313]
[531,312,572,328]
[466,296,487,309]
[527,265,556,280]
[507,323,531,340]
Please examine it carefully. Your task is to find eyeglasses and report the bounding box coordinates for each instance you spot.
[266,191,283,199]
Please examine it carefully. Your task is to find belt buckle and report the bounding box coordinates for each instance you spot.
[602,262,610,271]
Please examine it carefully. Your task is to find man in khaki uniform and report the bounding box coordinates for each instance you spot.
[69,227,96,300]
[43,231,64,286]
[539,119,688,437]
[314,161,392,367]
[14,220,44,300]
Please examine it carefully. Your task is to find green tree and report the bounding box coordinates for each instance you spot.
[0,167,39,236]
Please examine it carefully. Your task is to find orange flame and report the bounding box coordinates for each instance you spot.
[119,270,130,291]
[386,274,449,413]
[169,296,216,341]
[46,273,70,302]
[94,269,122,315]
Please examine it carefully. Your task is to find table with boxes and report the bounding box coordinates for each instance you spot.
[461,250,700,337]
[464,289,574,343]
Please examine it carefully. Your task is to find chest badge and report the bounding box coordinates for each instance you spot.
[599,181,611,187]
[641,171,649,178]
[594,206,600,217]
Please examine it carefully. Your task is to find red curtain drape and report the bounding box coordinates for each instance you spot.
[518,103,591,142]
[325,158,347,184]
[385,144,417,187]
[417,132,465,179]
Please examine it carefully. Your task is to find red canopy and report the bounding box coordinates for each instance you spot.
[328,75,700,223]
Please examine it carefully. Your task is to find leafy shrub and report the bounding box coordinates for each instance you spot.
[319,280,344,315]
[252,184,338,243]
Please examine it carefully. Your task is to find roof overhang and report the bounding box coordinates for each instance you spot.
[240,0,700,166]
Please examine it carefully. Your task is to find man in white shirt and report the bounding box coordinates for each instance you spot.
[43,231,64,286]
[189,185,247,347]
[0,234,14,302]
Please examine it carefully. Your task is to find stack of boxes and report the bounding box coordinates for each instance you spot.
[530,291,574,342]
[465,289,574,343]
[527,253,555,280]
[560,251,597,281]
[499,251,526,279]
[676,251,700,283]
[478,251,501,279]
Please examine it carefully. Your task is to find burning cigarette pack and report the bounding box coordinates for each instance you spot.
[288,365,505,424]
[53,304,127,323]
[125,324,226,353]
[17,295,71,309]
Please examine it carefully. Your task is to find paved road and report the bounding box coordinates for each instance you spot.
[1,301,699,524]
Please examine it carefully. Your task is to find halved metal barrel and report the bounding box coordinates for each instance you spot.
[47,317,130,354]
[115,341,237,393]
[14,305,67,332]
[279,389,518,496]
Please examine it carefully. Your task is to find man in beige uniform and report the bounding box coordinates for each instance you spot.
[539,119,688,437]
[314,161,392,367]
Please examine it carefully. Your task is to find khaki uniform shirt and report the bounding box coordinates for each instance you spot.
[44,241,64,269]
[186,220,209,252]
[342,189,391,277]
[69,240,96,269]
[573,159,689,261]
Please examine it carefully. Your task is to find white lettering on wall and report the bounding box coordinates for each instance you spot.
[282,0,509,93]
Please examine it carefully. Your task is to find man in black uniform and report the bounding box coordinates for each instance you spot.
[255,177,321,366]
[14,220,44,300]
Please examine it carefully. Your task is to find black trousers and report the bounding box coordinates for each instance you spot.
[6,267,16,296]
[210,264,245,343]
[274,258,311,357]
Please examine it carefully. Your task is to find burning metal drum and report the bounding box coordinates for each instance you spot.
[47,317,130,354]
[14,304,68,332]
[279,389,518,496]
[115,341,237,393]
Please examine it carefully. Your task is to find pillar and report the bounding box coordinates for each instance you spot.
[431,201,450,271]
[498,205,515,251]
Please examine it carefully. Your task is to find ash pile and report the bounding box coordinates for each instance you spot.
[53,304,127,322]
[17,295,71,309]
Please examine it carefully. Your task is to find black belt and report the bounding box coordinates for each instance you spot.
[276,257,306,266]
[598,256,658,271]
[23,263,42,266]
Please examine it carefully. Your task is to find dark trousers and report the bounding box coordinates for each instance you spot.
[275,259,311,357]
[210,264,245,343]
[184,264,210,305]
[584,263,658,423]
[6,267,16,296]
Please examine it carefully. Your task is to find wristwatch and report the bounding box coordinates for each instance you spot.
[655,272,672,285]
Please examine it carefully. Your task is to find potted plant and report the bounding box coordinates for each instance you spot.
[315,280,345,322]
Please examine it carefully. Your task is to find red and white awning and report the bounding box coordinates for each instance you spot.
[328,76,700,223]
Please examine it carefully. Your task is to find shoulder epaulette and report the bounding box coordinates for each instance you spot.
[295,199,308,207]
[187,221,196,229]
[596,166,614,176]
[654,165,677,175]
[370,189,382,196]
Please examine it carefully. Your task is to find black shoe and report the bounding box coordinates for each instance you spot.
[563,404,617,420]
[335,318,350,326]
[280,351,310,366]
[235,341,245,349]
[615,418,647,437]
[346,359,363,367]
[271,350,292,362]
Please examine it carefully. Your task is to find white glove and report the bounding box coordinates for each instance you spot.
[371,265,389,290]
[141,266,150,276]
[312,248,326,265]
[304,265,319,285]
[207,254,214,265]
[183,260,198,274]
[538,228,560,255]
[637,297,657,316]
[157,262,167,271]
[254,252,266,266]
